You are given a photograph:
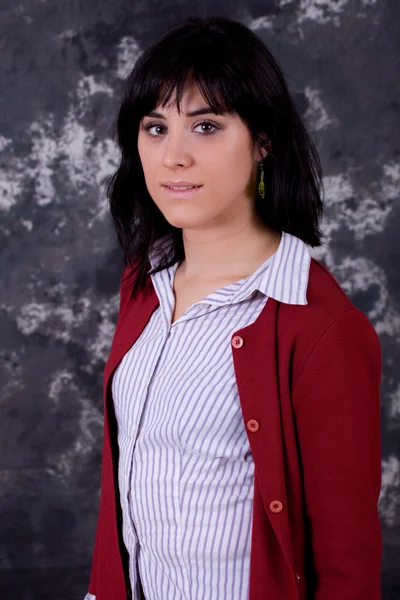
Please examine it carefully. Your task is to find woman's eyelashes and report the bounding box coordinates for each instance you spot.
[141,120,220,137]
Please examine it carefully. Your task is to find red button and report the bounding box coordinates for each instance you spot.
[246,419,260,432]
[269,500,283,513]
[295,572,301,582]
[231,335,243,348]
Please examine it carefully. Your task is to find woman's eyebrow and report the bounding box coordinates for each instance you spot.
[144,106,221,119]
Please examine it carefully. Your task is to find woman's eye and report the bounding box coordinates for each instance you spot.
[142,120,218,137]
[194,121,217,134]
[143,124,165,136]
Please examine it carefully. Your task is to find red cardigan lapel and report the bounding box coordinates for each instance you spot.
[231,297,294,575]
[103,279,159,388]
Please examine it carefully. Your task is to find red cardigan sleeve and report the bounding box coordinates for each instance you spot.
[292,307,382,599]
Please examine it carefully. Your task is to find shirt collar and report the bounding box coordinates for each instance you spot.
[148,230,310,306]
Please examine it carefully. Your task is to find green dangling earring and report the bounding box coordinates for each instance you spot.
[258,160,265,199]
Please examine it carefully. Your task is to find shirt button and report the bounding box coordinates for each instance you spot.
[295,572,301,582]
[269,500,283,513]
[246,419,260,432]
[231,335,244,348]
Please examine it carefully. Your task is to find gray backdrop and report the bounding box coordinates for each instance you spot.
[0,1,399,598]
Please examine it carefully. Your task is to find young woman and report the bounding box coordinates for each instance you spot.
[85,16,382,600]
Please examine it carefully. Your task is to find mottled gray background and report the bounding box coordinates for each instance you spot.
[0,1,399,598]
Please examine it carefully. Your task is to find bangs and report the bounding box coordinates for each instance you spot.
[131,29,253,120]
[153,66,234,117]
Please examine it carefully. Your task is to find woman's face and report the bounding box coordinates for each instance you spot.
[137,76,267,231]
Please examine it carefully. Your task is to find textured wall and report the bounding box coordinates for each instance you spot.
[0,1,399,598]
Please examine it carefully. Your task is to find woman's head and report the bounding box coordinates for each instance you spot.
[137,72,271,235]
[108,16,325,295]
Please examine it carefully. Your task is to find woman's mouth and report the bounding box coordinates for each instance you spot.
[163,184,203,196]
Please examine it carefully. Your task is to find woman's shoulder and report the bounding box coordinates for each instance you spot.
[279,256,380,355]
[307,256,355,311]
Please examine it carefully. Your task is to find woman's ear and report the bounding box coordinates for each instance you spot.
[256,137,272,162]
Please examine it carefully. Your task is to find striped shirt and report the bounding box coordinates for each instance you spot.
[85,230,311,600]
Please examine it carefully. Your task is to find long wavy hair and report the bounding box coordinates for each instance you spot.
[107,16,326,298]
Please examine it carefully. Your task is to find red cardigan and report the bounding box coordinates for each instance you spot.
[87,256,382,600]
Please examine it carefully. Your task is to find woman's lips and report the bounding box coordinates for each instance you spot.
[162,184,203,196]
